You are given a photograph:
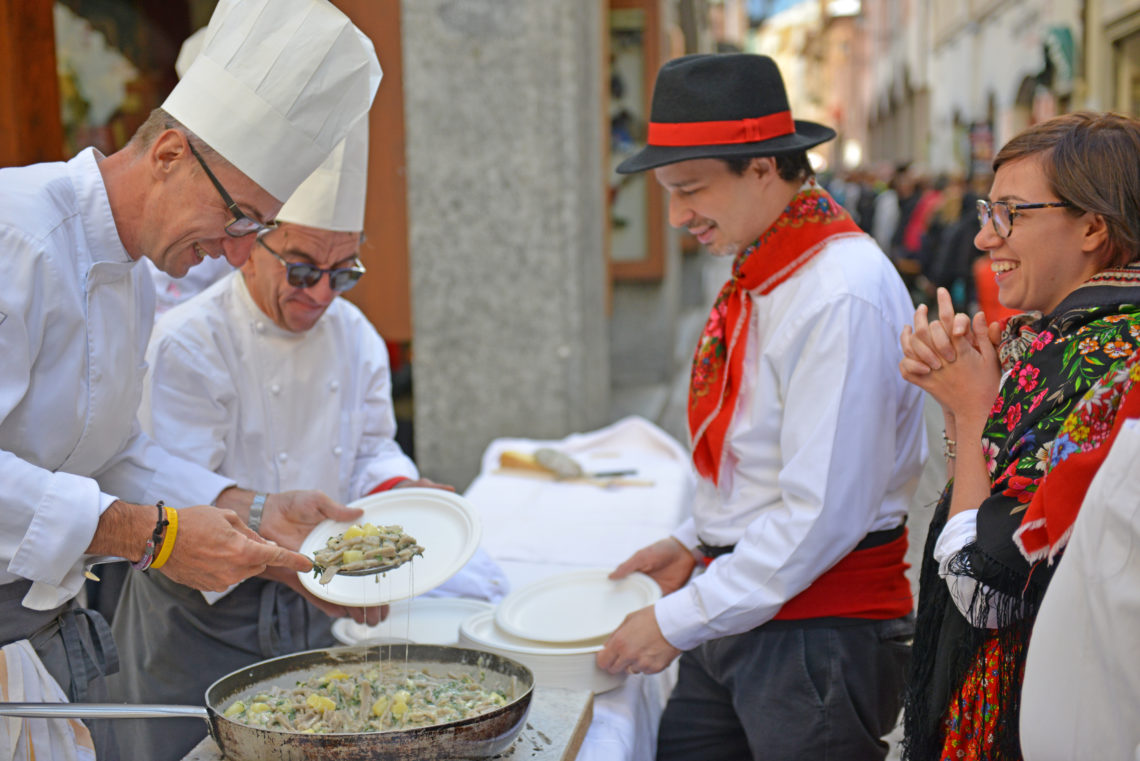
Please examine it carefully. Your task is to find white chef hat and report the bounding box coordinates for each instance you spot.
[173,27,204,79]
[162,0,382,203]
[276,117,369,232]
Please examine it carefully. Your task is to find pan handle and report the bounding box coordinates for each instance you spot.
[0,702,209,721]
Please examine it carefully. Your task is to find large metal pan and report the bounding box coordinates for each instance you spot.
[0,644,534,760]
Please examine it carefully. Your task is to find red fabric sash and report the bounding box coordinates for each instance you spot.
[367,476,410,495]
[772,531,913,621]
[648,112,795,147]
[688,184,864,485]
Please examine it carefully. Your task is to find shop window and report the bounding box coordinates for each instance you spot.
[607,0,666,281]
[53,0,203,158]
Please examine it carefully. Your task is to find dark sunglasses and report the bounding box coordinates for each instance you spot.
[256,235,366,292]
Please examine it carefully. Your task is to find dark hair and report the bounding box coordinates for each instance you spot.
[993,111,1140,267]
[721,150,814,183]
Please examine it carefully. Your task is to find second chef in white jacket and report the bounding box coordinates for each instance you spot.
[108,119,449,761]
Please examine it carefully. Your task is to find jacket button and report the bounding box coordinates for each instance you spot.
[270,383,281,395]
[277,452,288,462]
[333,446,343,455]
[329,380,340,392]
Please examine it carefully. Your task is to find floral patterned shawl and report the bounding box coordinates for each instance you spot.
[903,264,1140,761]
[1014,346,1140,564]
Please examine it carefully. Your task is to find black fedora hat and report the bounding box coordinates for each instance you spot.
[616,53,836,174]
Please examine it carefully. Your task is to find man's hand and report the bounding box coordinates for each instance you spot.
[596,606,681,675]
[610,537,696,595]
[260,565,388,626]
[256,490,362,551]
[159,505,312,592]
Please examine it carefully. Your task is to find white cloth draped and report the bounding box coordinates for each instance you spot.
[467,416,695,568]
[0,640,95,761]
[465,416,693,761]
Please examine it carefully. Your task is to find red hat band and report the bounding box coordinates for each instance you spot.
[647,111,795,148]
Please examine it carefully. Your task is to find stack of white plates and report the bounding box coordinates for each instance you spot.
[332,597,494,646]
[458,568,662,694]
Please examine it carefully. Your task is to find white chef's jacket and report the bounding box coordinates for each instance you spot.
[657,236,926,650]
[0,150,233,611]
[144,256,232,316]
[140,270,417,515]
[1020,418,1140,761]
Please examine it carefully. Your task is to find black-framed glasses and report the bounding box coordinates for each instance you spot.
[976,198,1072,239]
[256,235,366,292]
[187,141,275,238]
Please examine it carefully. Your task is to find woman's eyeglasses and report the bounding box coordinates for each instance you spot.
[976,198,1072,239]
[256,235,366,292]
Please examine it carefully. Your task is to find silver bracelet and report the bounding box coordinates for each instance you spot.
[942,430,957,460]
[248,492,268,533]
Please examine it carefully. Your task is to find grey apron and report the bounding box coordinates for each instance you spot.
[108,570,335,761]
[0,580,120,759]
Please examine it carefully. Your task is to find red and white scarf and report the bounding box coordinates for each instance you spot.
[688,182,864,484]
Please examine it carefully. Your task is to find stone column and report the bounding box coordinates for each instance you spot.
[402,0,610,489]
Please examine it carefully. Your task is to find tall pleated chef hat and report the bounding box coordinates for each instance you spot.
[162,0,382,203]
[276,116,369,232]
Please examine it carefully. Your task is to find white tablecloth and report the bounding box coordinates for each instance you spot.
[463,416,695,761]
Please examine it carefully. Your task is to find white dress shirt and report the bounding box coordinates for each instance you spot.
[656,236,926,650]
[933,508,1005,628]
[140,270,418,508]
[0,149,232,610]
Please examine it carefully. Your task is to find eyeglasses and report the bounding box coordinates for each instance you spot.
[256,235,366,292]
[976,198,1073,239]
[187,141,276,238]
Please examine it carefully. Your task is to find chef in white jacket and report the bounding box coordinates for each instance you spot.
[109,118,448,761]
[0,1,381,756]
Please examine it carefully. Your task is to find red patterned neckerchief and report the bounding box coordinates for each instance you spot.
[688,182,864,485]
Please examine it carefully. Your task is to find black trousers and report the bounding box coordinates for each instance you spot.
[657,615,913,761]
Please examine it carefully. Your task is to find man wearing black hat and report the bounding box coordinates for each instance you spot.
[597,54,925,760]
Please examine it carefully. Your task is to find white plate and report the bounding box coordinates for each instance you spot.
[494,568,661,644]
[298,488,482,607]
[459,610,624,693]
[331,597,493,646]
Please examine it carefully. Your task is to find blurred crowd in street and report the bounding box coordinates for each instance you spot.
[824,166,1019,322]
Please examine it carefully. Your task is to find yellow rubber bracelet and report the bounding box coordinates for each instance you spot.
[150,506,179,570]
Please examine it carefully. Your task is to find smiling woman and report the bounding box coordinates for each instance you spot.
[973,155,1104,315]
[900,111,1140,761]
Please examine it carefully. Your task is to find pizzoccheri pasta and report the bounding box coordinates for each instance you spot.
[222,661,512,733]
[312,522,424,584]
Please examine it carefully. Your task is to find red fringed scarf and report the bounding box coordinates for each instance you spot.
[688,183,864,485]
